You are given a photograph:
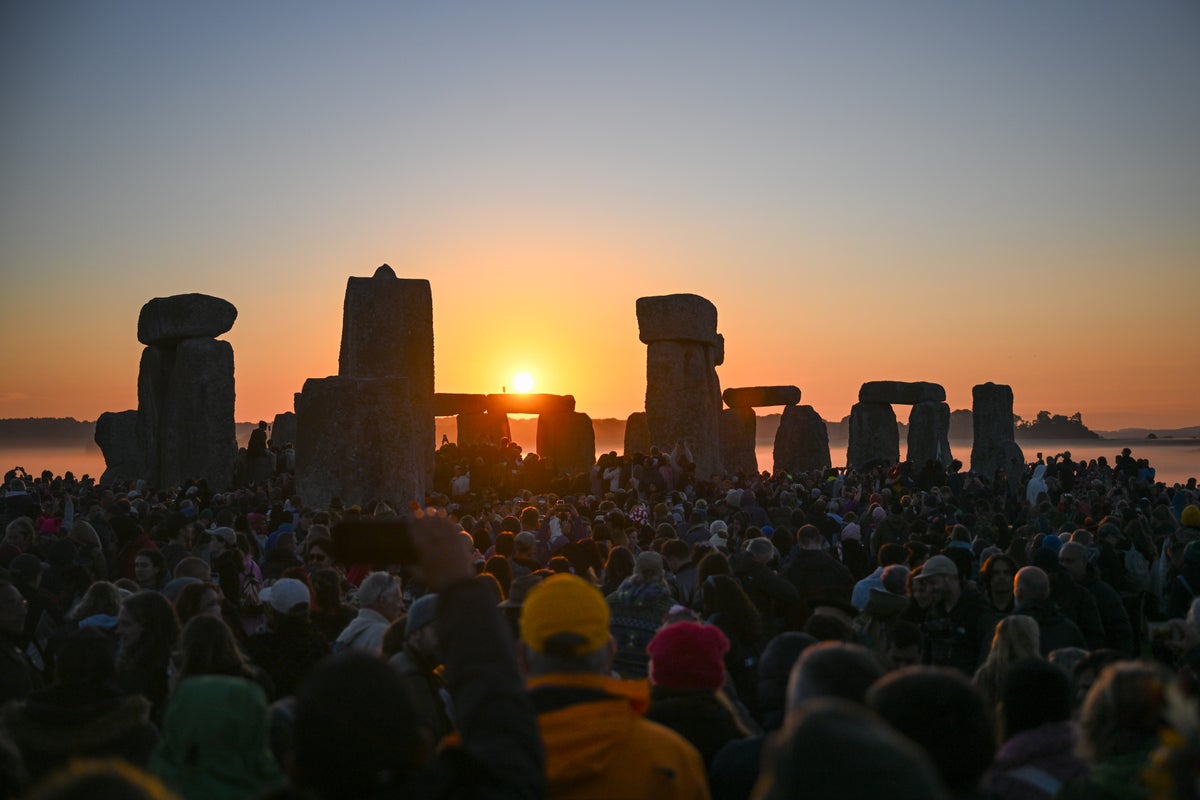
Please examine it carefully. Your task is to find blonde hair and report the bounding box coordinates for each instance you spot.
[69,520,101,549]
[973,615,1041,710]
[1080,661,1170,763]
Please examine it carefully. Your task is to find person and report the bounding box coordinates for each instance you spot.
[972,614,1040,712]
[241,578,329,700]
[132,550,169,593]
[607,550,676,679]
[115,592,179,726]
[984,658,1088,800]
[1058,662,1171,799]
[387,593,452,748]
[149,675,284,799]
[285,509,544,800]
[0,579,36,706]
[755,699,947,800]
[700,574,762,711]
[730,538,798,643]
[1059,541,1134,654]
[172,581,224,629]
[307,567,355,644]
[782,524,854,628]
[850,543,908,610]
[1013,566,1086,655]
[1,628,159,783]
[335,571,403,654]
[980,554,1018,615]
[171,615,272,696]
[644,621,750,768]
[520,572,709,799]
[919,554,997,675]
[868,666,997,800]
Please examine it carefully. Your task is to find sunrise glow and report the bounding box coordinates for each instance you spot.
[512,372,535,394]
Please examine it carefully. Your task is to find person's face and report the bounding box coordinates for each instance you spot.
[887,643,921,671]
[1059,550,1087,582]
[989,563,1014,595]
[116,607,143,649]
[0,585,28,635]
[210,537,226,557]
[134,556,156,586]
[306,547,332,569]
[911,578,934,608]
[197,588,223,619]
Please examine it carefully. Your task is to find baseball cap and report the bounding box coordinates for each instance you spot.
[914,555,958,580]
[259,578,311,614]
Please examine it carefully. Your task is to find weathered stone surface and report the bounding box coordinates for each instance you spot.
[95,410,145,486]
[135,345,173,485]
[137,294,237,346]
[296,375,426,508]
[158,338,237,489]
[773,405,831,475]
[719,408,758,477]
[536,412,596,473]
[434,393,489,416]
[484,393,575,416]
[906,401,952,467]
[971,383,1018,488]
[636,294,719,345]
[271,412,297,447]
[624,412,650,456]
[723,385,801,409]
[338,266,435,487]
[1001,440,1026,497]
[858,381,946,405]
[645,339,723,476]
[456,412,511,447]
[846,402,899,470]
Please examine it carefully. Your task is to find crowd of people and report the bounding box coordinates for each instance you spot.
[0,440,1199,799]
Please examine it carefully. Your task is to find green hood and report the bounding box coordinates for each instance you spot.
[149,676,284,800]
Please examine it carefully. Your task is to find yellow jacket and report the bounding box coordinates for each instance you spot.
[529,672,710,800]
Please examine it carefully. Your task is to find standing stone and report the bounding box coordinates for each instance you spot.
[847,402,899,470]
[271,412,298,447]
[457,412,511,447]
[135,345,173,486]
[338,265,435,486]
[296,376,424,509]
[137,294,237,346]
[907,401,952,467]
[624,412,650,457]
[95,410,145,486]
[723,386,801,409]
[158,338,236,489]
[536,412,595,474]
[971,383,1020,490]
[720,408,758,477]
[637,294,723,477]
[773,405,831,475]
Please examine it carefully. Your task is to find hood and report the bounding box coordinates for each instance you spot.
[862,588,908,619]
[149,676,284,800]
[4,689,151,752]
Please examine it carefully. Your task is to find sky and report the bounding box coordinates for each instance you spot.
[2,1,1198,432]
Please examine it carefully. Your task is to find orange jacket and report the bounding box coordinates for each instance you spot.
[529,672,710,800]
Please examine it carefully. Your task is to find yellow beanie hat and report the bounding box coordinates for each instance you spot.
[520,573,610,656]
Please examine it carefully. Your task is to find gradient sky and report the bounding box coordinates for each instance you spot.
[2,2,1198,431]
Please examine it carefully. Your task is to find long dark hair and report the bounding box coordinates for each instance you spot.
[701,574,762,643]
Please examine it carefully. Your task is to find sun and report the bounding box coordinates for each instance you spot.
[512,372,535,393]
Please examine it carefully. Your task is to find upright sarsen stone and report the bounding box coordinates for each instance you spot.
[296,376,425,509]
[624,412,650,457]
[637,294,723,477]
[536,412,596,474]
[720,408,758,477]
[971,383,1022,491]
[338,265,435,486]
[95,410,145,486]
[159,338,236,489]
[907,401,952,468]
[135,345,173,486]
[847,402,899,470]
[773,405,831,475]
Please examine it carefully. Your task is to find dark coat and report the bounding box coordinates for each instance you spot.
[1050,573,1107,650]
[924,587,997,675]
[243,620,330,700]
[1,683,159,783]
[1082,573,1135,655]
[645,688,749,769]
[1014,598,1087,655]
[731,554,799,642]
[781,548,854,628]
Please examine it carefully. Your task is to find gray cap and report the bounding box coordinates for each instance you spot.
[405,594,438,637]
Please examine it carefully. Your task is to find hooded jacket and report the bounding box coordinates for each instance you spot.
[529,672,709,800]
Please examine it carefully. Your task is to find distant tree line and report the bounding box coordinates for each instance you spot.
[1014,410,1100,439]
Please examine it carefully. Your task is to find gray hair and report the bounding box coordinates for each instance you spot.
[356,572,399,609]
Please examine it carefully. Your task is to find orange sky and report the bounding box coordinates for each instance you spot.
[2,4,1198,433]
